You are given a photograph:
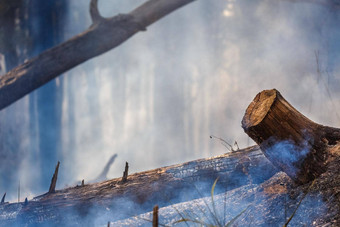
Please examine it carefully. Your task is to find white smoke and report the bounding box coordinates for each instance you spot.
[1,0,339,201]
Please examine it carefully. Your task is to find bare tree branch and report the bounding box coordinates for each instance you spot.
[0,0,195,110]
[94,154,118,182]
[90,0,104,24]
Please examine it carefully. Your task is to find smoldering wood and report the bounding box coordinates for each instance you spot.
[0,0,195,111]
[0,146,277,226]
[113,156,340,226]
[242,89,340,184]
[48,161,60,193]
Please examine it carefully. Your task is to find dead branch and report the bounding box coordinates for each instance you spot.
[0,0,195,110]
[48,161,60,193]
[0,193,5,204]
[94,154,118,182]
[121,161,129,183]
[90,0,104,24]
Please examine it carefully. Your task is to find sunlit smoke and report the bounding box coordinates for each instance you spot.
[0,0,339,206]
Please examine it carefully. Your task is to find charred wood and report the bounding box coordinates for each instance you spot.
[113,155,340,226]
[0,146,277,226]
[0,193,5,204]
[242,89,340,184]
[121,162,129,183]
[152,205,159,227]
[48,161,60,193]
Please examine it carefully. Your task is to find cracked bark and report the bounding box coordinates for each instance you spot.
[0,146,277,225]
[242,89,340,184]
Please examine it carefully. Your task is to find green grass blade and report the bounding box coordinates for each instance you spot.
[194,184,218,225]
[211,177,222,226]
[225,205,250,227]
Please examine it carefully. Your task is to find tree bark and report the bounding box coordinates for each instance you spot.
[0,146,277,226]
[242,89,340,184]
[0,0,195,111]
[113,157,340,226]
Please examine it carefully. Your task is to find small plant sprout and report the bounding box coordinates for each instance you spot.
[210,135,239,152]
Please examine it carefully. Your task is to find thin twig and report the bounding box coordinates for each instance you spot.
[193,184,219,226]
[314,51,340,122]
[210,135,233,151]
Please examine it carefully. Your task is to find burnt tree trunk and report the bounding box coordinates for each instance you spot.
[242,89,340,184]
[0,146,277,226]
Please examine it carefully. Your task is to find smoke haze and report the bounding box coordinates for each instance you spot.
[0,0,340,202]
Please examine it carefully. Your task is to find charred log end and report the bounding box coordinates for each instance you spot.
[242,89,339,184]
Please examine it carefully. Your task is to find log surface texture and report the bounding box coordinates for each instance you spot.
[0,146,277,226]
[242,89,340,184]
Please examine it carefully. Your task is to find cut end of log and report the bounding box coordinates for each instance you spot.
[241,89,278,129]
[242,89,340,184]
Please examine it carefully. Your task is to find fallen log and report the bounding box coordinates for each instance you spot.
[113,156,340,226]
[0,146,277,226]
[242,89,340,184]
